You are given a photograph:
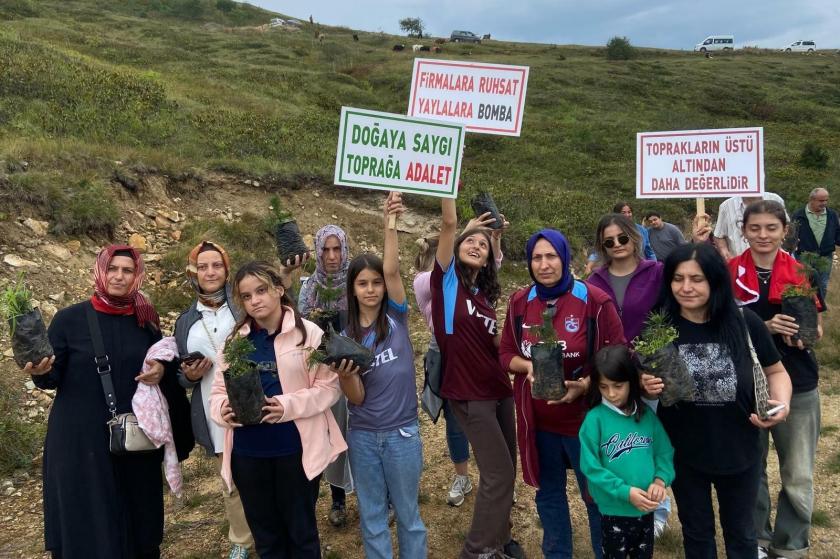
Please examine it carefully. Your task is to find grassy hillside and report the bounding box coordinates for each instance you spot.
[1,0,839,254]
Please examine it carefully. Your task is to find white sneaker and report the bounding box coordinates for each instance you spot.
[447,474,473,507]
[653,518,668,539]
[757,546,769,559]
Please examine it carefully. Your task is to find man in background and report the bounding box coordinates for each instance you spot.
[792,187,839,299]
[714,192,787,259]
[645,211,686,261]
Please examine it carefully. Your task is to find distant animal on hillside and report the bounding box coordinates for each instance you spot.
[432,46,442,53]
[412,44,423,52]
[482,34,491,40]
[318,33,325,43]
[434,38,446,44]
[393,44,405,51]
[419,45,431,52]
[353,34,359,41]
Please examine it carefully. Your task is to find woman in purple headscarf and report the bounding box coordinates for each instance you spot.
[499,229,625,559]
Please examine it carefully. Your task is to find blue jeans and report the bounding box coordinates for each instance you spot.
[535,430,603,559]
[755,388,820,558]
[443,400,470,464]
[348,422,427,559]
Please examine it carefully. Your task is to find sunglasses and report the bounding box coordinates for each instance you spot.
[602,234,631,249]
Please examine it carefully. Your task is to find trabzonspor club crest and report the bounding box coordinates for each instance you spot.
[564,315,580,333]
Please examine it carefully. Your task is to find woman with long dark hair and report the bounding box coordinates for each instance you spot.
[642,243,791,559]
[430,196,520,558]
[210,261,346,558]
[331,192,427,558]
[728,200,823,559]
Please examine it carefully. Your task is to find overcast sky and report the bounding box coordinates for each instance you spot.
[246,1,840,49]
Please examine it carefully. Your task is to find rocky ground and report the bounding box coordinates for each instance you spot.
[1,172,839,558]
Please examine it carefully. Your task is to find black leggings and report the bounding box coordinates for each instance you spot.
[601,513,654,559]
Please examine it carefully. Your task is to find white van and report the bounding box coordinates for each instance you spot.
[694,35,735,52]
[783,40,816,52]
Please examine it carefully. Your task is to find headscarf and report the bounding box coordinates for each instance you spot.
[90,245,160,329]
[185,240,231,307]
[526,229,574,301]
[299,225,349,317]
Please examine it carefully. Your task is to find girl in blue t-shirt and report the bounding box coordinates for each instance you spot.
[331,192,427,559]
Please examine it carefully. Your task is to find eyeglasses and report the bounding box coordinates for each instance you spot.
[602,234,631,249]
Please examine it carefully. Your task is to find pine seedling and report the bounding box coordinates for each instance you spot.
[223,335,257,379]
[632,310,678,357]
[268,195,294,226]
[531,307,559,347]
[0,273,34,336]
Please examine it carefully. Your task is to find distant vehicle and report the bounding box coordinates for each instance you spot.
[450,30,481,44]
[783,40,816,52]
[694,35,735,52]
[269,18,285,28]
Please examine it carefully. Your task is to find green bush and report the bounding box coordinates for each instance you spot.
[0,379,45,475]
[50,180,120,237]
[799,142,829,170]
[606,36,635,61]
[0,0,38,20]
[215,0,236,13]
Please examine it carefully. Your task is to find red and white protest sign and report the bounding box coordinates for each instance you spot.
[408,58,529,136]
[636,127,764,199]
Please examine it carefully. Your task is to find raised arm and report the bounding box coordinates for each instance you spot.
[436,197,458,268]
[383,192,406,306]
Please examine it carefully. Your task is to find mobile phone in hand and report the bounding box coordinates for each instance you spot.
[766,403,786,417]
[180,351,205,365]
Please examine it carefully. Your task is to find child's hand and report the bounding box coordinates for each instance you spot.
[646,480,667,503]
[629,487,659,512]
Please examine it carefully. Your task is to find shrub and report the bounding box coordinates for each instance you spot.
[50,180,120,237]
[215,0,236,13]
[799,142,829,170]
[606,36,635,61]
[0,378,45,475]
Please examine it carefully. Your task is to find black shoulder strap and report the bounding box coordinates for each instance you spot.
[85,302,117,418]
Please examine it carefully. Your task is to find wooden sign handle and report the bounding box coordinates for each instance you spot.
[696,198,707,224]
[388,213,397,230]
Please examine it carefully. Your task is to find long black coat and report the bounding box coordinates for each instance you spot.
[33,301,192,559]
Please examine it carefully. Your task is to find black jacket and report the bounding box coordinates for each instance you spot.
[792,206,840,257]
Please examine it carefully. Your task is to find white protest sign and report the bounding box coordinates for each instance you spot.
[407,58,529,136]
[636,127,764,199]
[334,107,464,198]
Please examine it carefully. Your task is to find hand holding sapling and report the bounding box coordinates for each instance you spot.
[633,311,694,407]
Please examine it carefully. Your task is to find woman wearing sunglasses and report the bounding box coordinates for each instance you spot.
[587,214,662,344]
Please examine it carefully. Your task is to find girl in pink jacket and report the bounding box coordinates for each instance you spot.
[210,260,346,559]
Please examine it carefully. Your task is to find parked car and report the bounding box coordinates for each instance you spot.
[694,35,735,52]
[783,40,816,52]
[450,30,481,44]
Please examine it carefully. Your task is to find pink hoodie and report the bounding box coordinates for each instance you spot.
[210,307,347,492]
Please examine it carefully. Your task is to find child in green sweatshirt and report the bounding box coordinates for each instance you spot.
[580,345,675,559]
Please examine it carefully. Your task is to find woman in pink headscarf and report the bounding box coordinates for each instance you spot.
[26,245,192,559]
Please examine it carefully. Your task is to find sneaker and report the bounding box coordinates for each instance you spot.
[653,518,668,539]
[328,501,347,528]
[228,544,249,559]
[503,539,527,559]
[757,546,769,559]
[447,474,473,507]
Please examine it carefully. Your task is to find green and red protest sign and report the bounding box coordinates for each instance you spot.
[334,107,464,198]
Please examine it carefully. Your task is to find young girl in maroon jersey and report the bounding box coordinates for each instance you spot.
[430,196,521,558]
